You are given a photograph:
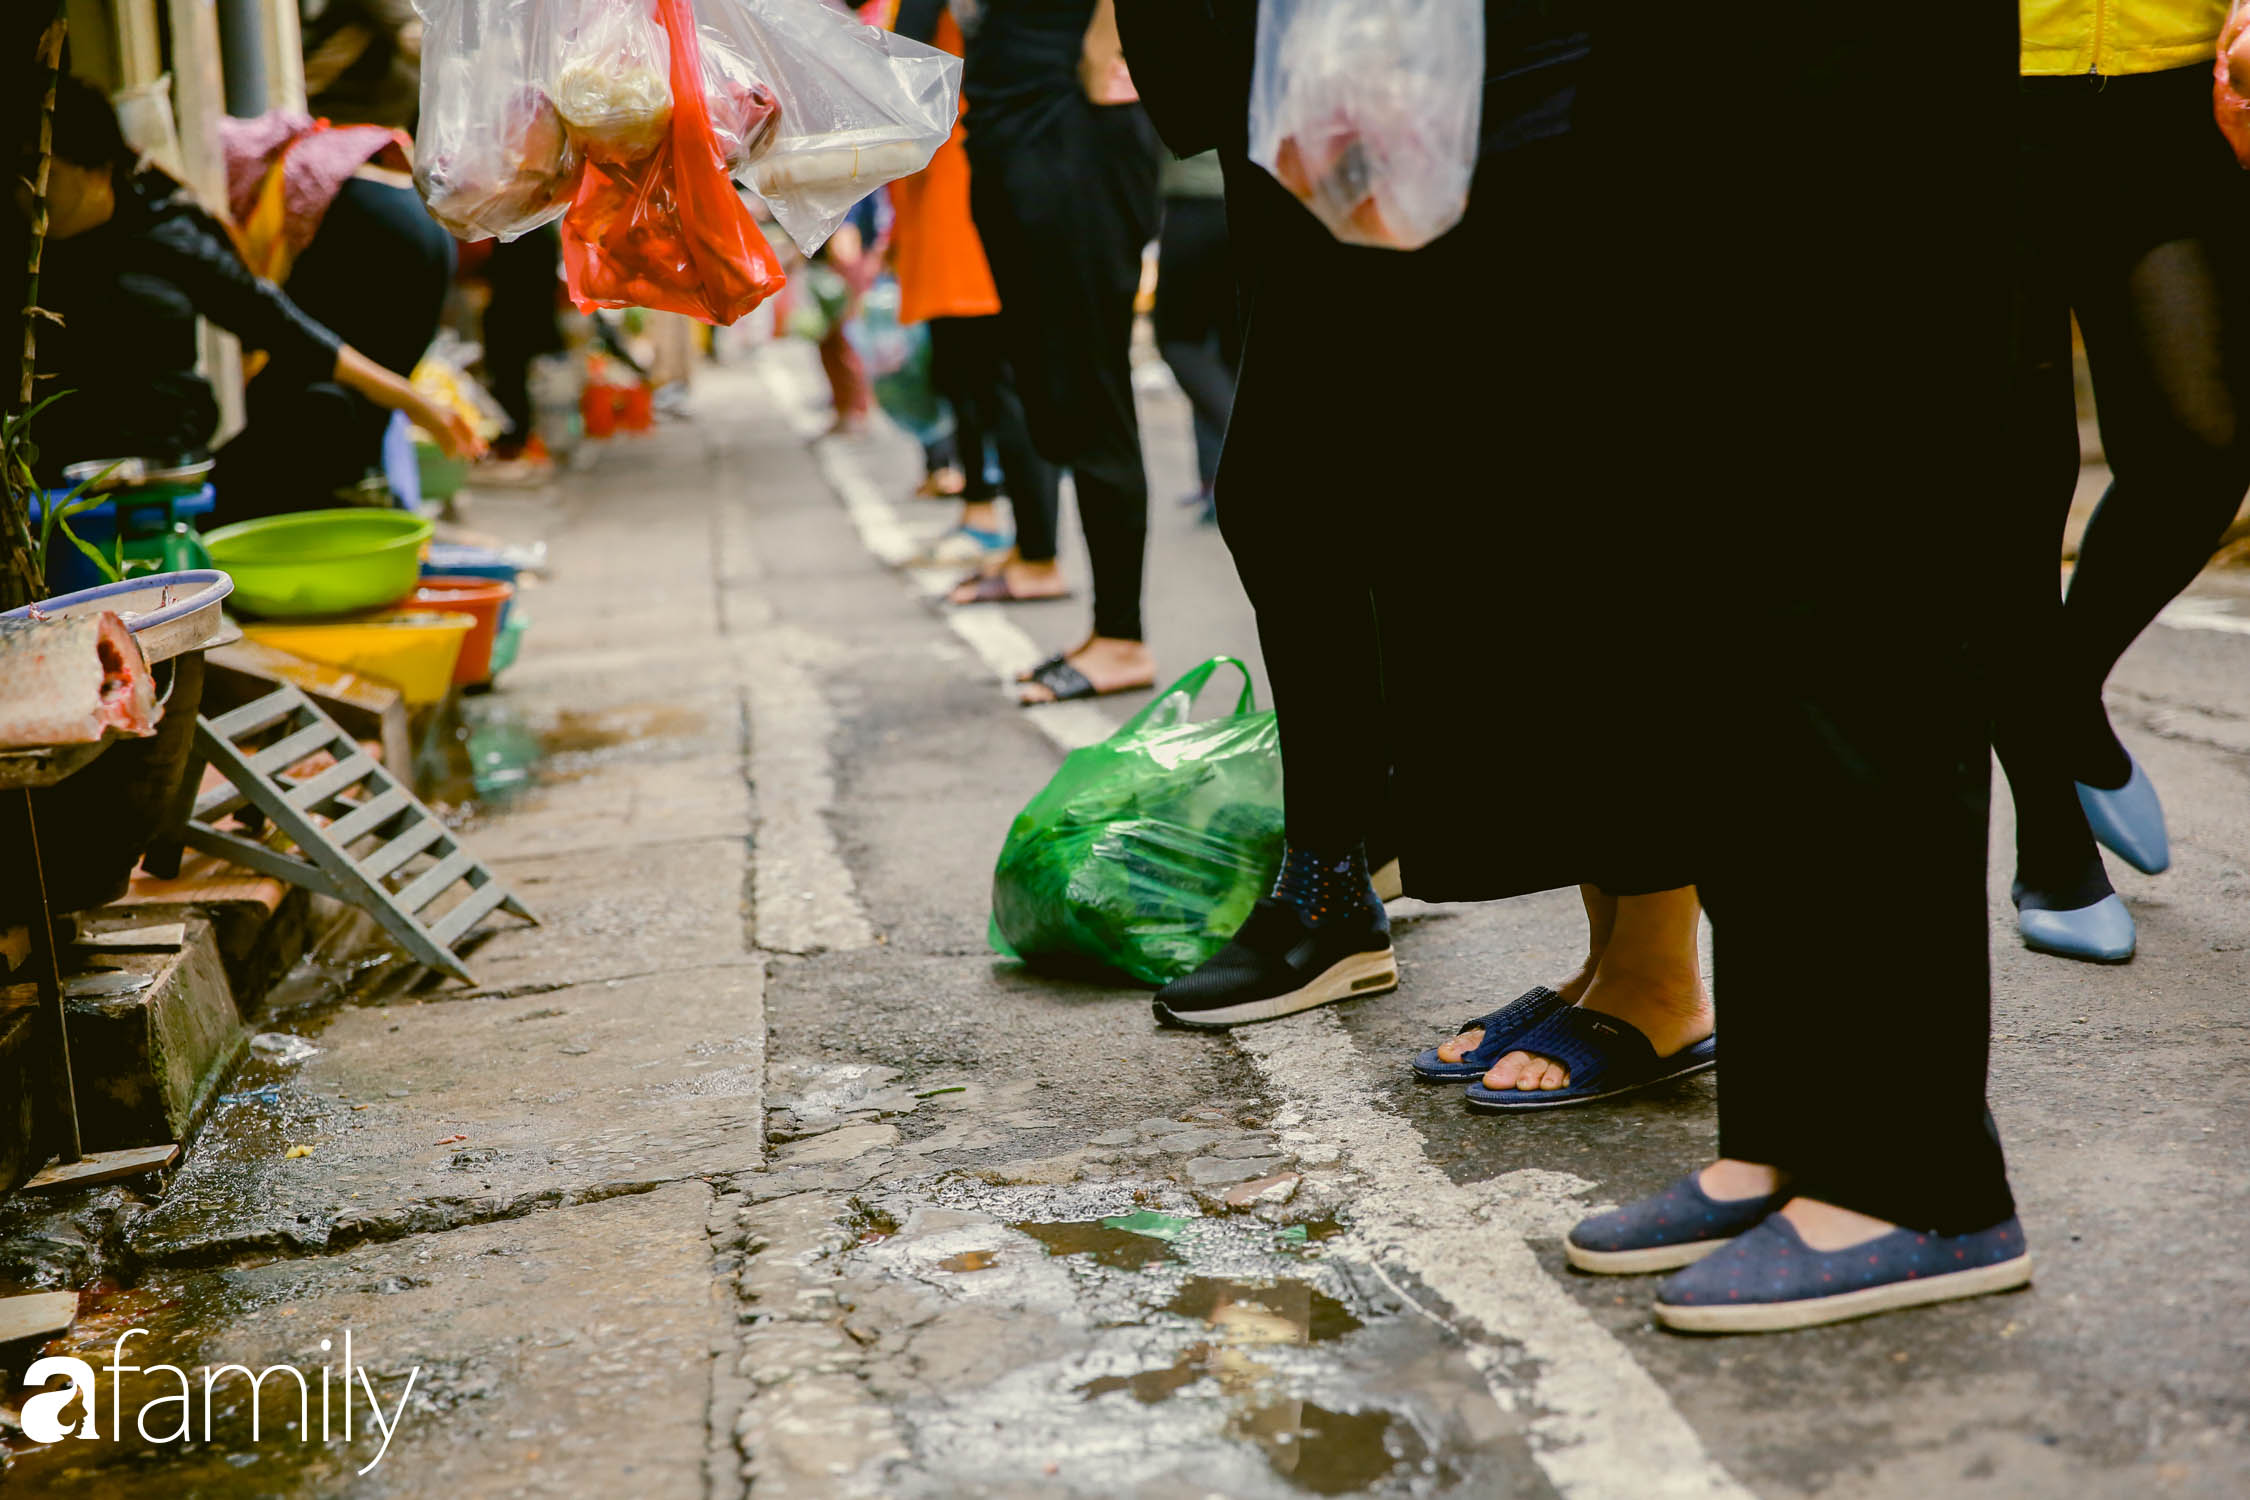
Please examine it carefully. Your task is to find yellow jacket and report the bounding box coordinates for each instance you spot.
[2022,0,2226,76]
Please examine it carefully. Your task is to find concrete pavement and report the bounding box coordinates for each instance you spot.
[7,339,2245,1499]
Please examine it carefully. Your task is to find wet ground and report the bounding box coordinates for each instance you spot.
[5,348,2247,1499]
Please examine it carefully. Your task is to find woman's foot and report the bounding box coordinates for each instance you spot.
[1565,1160,1793,1273]
[948,556,1069,606]
[917,465,967,498]
[1017,635,1155,705]
[1653,1194,2031,1333]
[1433,884,1615,1065]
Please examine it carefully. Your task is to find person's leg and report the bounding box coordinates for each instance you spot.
[482,224,564,450]
[1991,265,2117,914]
[1432,885,1615,1064]
[284,177,455,378]
[936,314,1068,597]
[2062,230,2250,786]
[1478,886,1712,1091]
[1155,195,1237,492]
[210,382,374,525]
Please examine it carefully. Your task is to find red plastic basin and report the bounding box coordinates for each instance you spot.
[410,575,516,685]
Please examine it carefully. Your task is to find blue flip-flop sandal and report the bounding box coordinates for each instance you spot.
[1463,1007,1716,1112]
[1411,987,1570,1081]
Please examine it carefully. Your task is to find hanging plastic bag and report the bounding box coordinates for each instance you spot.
[696,0,961,255]
[554,0,676,163]
[989,658,1285,987]
[412,0,583,241]
[560,0,787,324]
[1248,0,1482,251]
[2216,1,2250,168]
[700,24,783,171]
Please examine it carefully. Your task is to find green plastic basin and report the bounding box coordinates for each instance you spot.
[203,509,433,618]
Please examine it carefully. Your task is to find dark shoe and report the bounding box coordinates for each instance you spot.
[1565,1172,1791,1274]
[1653,1214,2031,1333]
[1461,1008,1715,1112]
[1152,898,1396,1030]
[1411,987,1570,1081]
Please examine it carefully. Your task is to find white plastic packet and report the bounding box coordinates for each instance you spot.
[696,0,961,255]
[1248,0,1482,251]
[553,0,677,165]
[412,0,581,241]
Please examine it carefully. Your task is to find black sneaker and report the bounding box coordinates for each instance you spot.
[1152,899,1397,1030]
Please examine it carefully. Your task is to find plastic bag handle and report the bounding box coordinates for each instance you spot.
[1114,655,1258,739]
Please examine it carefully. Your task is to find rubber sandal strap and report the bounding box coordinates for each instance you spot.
[1453,987,1567,1066]
[1027,657,1097,702]
[1501,1006,1660,1088]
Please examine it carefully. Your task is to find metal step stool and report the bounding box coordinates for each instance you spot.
[173,684,535,982]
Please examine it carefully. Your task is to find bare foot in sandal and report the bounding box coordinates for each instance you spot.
[948,554,1070,605]
[1018,636,1156,704]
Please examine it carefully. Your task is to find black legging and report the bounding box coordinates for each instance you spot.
[483,224,566,445]
[1154,194,1239,491]
[926,314,1060,547]
[967,98,1159,641]
[2000,65,2250,904]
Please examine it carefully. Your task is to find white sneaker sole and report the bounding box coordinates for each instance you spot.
[1566,1236,1733,1275]
[1653,1253,2033,1333]
[1154,948,1399,1029]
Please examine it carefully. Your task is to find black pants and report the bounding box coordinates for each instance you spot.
[926,314,1061,552]
[1604,8,2020,1234]
[212,178,453,524]
[483,224,566,444]
[1997,65,2250,901]
[1154,194,1239,490]
[968,100,1160,640]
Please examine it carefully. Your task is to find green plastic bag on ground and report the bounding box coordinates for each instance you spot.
[989,657,1283,986]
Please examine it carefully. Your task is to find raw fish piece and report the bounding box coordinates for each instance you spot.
[0,612,160,748]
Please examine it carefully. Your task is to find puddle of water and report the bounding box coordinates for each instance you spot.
[938,1250,998,1273]
[0,1271,364,1495]
[1013,1219,1183,1271]
[1166,1276,1362,1346]
[422,699,711,817]
[1244,1399,1420,1496]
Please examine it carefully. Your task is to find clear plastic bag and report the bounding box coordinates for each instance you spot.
[698,24,782,171]
[1248,0,1482,251]
[554,0,676,163]
[560,0,787,324]
[695,0,961,255]
[412,0,583,241]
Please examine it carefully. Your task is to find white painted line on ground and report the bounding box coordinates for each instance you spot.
[1240,1012,1750,1500]
[2158,595,2250,636]
[754,348,1114,753]
[756,342,1741,1497]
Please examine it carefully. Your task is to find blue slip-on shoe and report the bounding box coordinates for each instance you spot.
[1565,1173,1793,1274]
[1462,1008,1715,1112]
[1412,987,1570,1081]
[2018,893,2135,964]
[1653,1213,2031,1333]
[2077,753,2170,875]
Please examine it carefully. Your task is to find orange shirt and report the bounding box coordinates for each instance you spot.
[886,10,1002,324]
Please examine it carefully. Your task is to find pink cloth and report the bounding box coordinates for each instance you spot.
[219,111,410,258]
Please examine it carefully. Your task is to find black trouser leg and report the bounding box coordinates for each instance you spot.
[482,225,564,443]
[1702,607,2016,1234]
[1155,195,1239,491]
[211,382,374,526]
[929,314,1060,540]
[969,103,1158,637]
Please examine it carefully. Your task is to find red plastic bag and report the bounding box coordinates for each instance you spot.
[2216,1,2250,168]
[561,0,786,325]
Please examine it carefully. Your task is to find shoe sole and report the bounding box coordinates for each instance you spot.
[1153,949,1399,1030]
[1653,1253,2033,1334]
[1462,1054,1717,1113]
[1566,1237,1733,1275]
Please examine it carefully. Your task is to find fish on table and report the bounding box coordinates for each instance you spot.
[0,611,160,749]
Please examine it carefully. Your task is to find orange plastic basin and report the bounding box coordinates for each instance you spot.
[410,575,515,685]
